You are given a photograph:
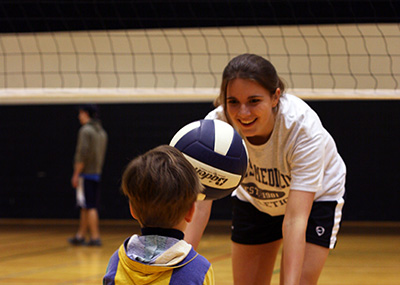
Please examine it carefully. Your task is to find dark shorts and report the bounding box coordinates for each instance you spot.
[231,196,344,249]
[76,177,101,209]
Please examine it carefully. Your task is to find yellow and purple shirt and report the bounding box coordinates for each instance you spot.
[103,228,214,285]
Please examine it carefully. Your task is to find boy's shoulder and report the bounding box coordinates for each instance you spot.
[167,247,214,284]
[104,238,214,284]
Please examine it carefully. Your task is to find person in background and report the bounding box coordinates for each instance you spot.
[69,104,108,246]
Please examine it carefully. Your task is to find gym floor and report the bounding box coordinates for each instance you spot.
[1,219,399,284]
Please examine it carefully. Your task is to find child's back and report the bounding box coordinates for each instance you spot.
[103,145,214,284]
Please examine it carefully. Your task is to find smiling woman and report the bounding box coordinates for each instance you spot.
[226,78,279,145]
[218,54,284,145]
[185,53,347,285]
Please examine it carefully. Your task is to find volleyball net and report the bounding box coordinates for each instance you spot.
[0,0,399,104]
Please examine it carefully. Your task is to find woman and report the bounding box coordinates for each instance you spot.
[185,54,346,284]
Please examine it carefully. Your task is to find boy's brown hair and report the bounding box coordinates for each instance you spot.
[121,145,203,228]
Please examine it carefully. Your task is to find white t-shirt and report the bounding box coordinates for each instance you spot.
[205,94,346,216]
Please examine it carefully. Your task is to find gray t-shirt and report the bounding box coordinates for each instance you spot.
[74,119,108,175]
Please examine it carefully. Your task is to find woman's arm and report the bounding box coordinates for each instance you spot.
[184,200,213,249]
[281,190,315,285]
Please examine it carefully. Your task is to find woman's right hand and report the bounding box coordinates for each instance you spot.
[184,199,213,249]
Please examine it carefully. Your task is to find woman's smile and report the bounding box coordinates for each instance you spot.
[226,78,280,145]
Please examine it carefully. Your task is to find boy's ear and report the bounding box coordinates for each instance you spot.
[129,203,138,220]
[184,202,196,223]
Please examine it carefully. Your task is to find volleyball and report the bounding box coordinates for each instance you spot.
[170,119,248,200]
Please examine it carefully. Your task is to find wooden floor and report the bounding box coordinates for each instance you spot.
[1,220,400,284]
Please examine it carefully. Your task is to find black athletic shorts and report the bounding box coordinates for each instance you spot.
[231,196,344,249]
[76,177,101,209]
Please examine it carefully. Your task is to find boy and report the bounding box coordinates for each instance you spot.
[103,145,214,284]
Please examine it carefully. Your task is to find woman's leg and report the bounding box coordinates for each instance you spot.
[232,239,282,285]
[300,243,329,285]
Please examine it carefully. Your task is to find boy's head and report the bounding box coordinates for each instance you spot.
[122,145,203,228]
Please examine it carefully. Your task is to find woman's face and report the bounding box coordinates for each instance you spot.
[226,78,280,145]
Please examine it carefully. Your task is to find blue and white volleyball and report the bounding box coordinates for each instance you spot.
[170,119,248,200]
